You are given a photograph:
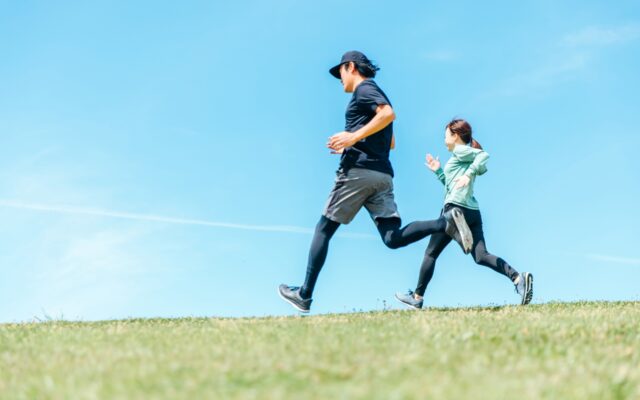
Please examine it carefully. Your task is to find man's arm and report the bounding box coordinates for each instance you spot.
[390,134,395,150]
[327,104,395,151]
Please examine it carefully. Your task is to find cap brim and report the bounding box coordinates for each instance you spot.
[329,64,342,79]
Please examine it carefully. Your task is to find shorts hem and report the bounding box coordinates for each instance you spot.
[322,211,351,225]
[370,212,401,222]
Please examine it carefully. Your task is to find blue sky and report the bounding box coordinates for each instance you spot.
[1,1,639,322]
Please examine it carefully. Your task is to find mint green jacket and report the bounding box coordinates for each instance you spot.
[433,144,489,210]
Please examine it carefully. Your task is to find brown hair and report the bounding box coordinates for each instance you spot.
[446,119,483,149]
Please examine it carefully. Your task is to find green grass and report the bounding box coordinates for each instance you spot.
[1,301,639,399]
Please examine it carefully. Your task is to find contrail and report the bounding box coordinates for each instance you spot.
[0,199,376,239]
[586,253,640,266]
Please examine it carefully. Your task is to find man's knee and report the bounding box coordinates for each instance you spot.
[382,236,402,250]
[376,218,403,249]
[317,216,340,233]
[473,251,489,265]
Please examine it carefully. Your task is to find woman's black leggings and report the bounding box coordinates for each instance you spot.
[414,204,519,296]
[299,215,446,299]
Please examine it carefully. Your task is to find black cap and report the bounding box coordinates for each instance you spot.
[329,50,372,79]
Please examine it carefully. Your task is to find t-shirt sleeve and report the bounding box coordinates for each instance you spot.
[355,83,390,114]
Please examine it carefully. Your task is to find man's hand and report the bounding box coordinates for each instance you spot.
[425,153,440,171]
[454,175,471,189]
[327,105,395,153]
[327,131,358,152]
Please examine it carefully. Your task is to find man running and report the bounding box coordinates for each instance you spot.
[278,51,472,313]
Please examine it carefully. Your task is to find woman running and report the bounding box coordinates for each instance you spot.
[395,119,533,309]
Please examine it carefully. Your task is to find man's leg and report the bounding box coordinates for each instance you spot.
[300,168,372,298]
[375,217,446,249]
[363,171,446,249]
[279,169,369,312]
[299,216,340,299]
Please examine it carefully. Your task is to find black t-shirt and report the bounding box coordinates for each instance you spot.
[340,79,394,177]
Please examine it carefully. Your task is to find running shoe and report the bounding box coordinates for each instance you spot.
[514,272,533,305]
[444,207,473,254]
[395,290,423,309]
[278,284,312,313]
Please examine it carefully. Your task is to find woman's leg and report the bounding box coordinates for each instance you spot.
[415,232,452,296]
[471,237,519,282]
[464,209,519,282]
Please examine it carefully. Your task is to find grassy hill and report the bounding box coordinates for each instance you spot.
[1,301,638,399]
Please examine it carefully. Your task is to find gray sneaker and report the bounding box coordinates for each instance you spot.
[515,272,533,305]
[278,284,312,313]
[395,290,423,309]
[444,207,473,254]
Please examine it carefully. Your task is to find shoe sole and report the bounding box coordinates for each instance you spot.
[452,209,473,254]
[521,273,533,305]
[394,294,422,310]
[277,287,310,313]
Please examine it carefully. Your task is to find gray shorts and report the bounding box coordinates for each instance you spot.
[323,168,401,225]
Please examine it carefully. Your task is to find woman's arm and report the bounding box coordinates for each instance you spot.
[426,154,446,185]
[454,150,490,189]
[464,151,489,179]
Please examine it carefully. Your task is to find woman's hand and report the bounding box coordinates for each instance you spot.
[425,153,440,171]
[454,175,471,189]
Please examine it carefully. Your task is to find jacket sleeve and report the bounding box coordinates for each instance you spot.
[464,151,490,178]
[433,167,446,185]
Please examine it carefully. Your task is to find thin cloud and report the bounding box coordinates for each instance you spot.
[0,199,376,239]
[482,23,640,98]
[423,50,457,62]
[484,53,589,97]
[562,24,640,47]
[586,253,640,266]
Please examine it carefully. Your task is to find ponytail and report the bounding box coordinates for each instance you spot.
[471,139,483,150]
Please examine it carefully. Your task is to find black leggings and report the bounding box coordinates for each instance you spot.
[299,215,445,299]
[414,205,519,296]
